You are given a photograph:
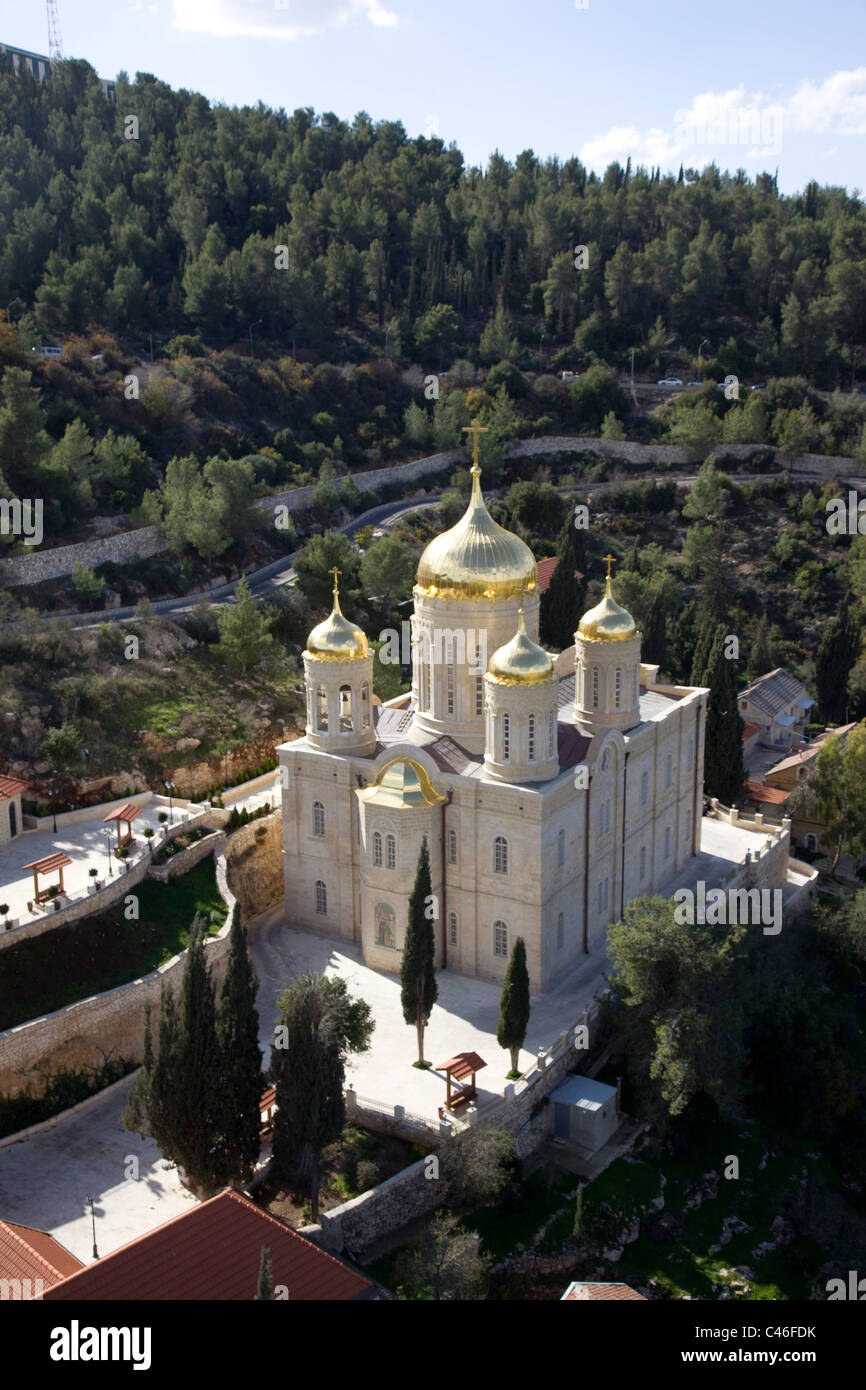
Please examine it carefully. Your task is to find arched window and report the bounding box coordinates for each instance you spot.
[315,880,327,914]
[494,835,509,874]
[312,801,325,837]
[448,829,457,865]
[665,753,673,788]
[805,833,818,851]
[316,686,328,731]
[502,712,511,762]
[591,667,600,709]
[528,714,536,762]
[557,911,564,950]
[448,912,458,946]
[361,683,370,729]
[548,709,556,758]
[493,920,508,957]
[373,831,383,867]
[339,684,353,731]
[386,833,396,870]
[9,801,17,838]
[614,667,623,709]
[641,770,649,806]
[557,827,565,868]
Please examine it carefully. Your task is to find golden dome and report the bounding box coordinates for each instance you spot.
[415,425,537,601]
[359,757,445,807]
[488,607,556,686]
[304,569,369,661]
[577,558,637,643]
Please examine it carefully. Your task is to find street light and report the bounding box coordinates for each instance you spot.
[165,780,175,826]
[87,1194,99,1260]
[698,338,710,362]
[50,780,58,834]
[103,827,113,878]
[249,319,262,358]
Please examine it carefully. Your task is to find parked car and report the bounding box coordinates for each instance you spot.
[750,382,767,390]
[657,377,683,386]
[686,380,703,387]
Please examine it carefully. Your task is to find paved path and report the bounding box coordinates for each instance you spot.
[0,1076,197,1264]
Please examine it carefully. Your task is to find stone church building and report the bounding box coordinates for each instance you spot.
[278,433,709,993]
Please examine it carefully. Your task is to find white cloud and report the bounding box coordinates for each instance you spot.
[172,0,398,40]
[579,68,866,174]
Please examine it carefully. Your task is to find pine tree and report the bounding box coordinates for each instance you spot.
[215,904,263,1189]
[539,513,587,650]
[700,627,744,805]
[689,609,718,686]
[496,936,531,1077]
[254,1246,273,1300]
[400,837,438,1065]
[748,613,775,681]
[215,577,275,674]
[816,593,860,724]
[573,1185,584,1242]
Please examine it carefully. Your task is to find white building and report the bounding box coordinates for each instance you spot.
[278,429,710,994]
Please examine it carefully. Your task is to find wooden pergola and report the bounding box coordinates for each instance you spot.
[436,1051,487,1112]
[103,803,142,853]
[22,851,73,905]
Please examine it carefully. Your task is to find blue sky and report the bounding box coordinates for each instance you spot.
[4,0,866,193]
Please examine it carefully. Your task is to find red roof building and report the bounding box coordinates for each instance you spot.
[561,1282,647,1301]
[0,775,28,801]
[44,1189,378,1302]
[536,556,584,595]
[0,1219,84,1296]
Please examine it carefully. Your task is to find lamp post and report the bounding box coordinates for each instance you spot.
[87,1194,99,1260]
[103,827,113,878]
[698,338,709,362]
[165,780,175,826]
[50,780,58,834]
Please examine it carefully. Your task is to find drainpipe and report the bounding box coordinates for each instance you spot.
[619,750,629,921]
[582,771,592,954]
[441,788,453,968]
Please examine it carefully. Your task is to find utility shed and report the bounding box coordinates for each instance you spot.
[549,1075,618,1155]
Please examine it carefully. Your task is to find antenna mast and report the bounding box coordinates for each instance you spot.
[46,0,64,61]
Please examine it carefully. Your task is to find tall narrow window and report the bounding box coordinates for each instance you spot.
[614,667,623,709]
[386,833,396,870]
[475,675,484,716]
[528,715,536,762]
[421,661,430,711]
[591,667,600,710]
[373,831,383,867]
[639,845,647,880]
[502,712,511,762]
[316,686,328,731]
[557,911,564,949]
[448,912,458,947]
[493,920,508,957]
[339,684,352,731]
[361,682,370,729]
[664,826,671,859]
[315,880,327,914]
[313,801,325,838]
[494,835,509,874]
[548,709,555,758]
[557,827,565,868]
[448,829,457,865]
[641,770,649,806]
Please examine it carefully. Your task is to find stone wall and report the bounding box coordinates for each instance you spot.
[307,1158,444,1256]
[0,524,164,587]
[224,810,283,922]
[147,829,226,883]
[0,848,236,1100]
[0,856,150,952]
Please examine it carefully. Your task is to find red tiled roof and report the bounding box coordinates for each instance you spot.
[742,721,761,740]
[0,1219,83,1292]
[744,780,790,806]
[0,775,28,800]
[562,1282,647,1301]
[436,1052,487,1079]
[44,1189,376,1302]
[21,851,73,873]
[536,556,584,595]
[103,803,142,824]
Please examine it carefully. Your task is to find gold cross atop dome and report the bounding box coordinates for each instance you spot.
[462,417,488,476]
[603,553,617,583]
[329,565,341,594]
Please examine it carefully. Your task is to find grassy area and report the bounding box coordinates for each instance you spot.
[262,1124,429,1229]
[0,858,226,1030]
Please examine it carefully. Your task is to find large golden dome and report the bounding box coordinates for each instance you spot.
[415,438,537,601]
[577,560,637,643]
[488,608,556,685]
[304,570,369,661]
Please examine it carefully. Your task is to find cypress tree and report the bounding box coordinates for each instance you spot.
[496,936,531,1077]
[573,1185,584,1242]
[689,608,718,686]
[748,613,774,681]
[254,1246,273,1300]
[816,593,860,724]
[642,588,667,669]
[400,837,438,1065]
[539,512,587,650]
[215,903,263,1189]
[701,627,745,805]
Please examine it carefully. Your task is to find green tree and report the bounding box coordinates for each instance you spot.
[573,1184,584,1242]
[496,936,531,1076]
[270,973,374,1222]
[748,613,775,681]
[254,1246,273,1300]
[682,457,730,521]
[415,303,460,367]
[438,1125,516,1210]
[805,722,866,874]
[816,593,860,724]
[400,837,438,1064]
[215,904,263,1188]
[0,367,51,494]
[394,1211,490,1301]
[360,534,417,614]
[215,578,275,674]
[293,531,362,612]
[41,723,85,779]
[71,562,105,606]
[478,292,518,364]
[600,410,626,440]
[539,511,587,650]
[695,625,744,805]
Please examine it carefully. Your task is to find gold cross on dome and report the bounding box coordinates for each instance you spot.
[329,566,341,592]
[462,417,489,473]
[603,553,617,581]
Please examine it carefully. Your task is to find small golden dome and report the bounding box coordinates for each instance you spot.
[487,607,556,685]
[304,569,368,662]
[577,559,637,643]
[415,430,537,601]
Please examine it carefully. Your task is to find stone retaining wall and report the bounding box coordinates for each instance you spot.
[147,829,226,883]
[0,848,236,1099]
[224,811,283,922]
[0,856,151,952]
[0,524,164,587]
